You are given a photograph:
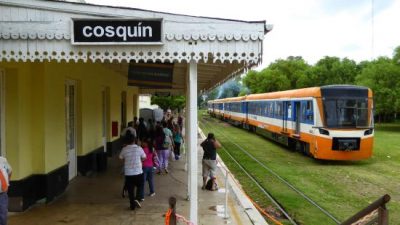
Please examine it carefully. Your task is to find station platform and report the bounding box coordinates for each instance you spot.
[8,132,267,225]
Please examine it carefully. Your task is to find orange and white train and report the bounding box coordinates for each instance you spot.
[207,85,374,160]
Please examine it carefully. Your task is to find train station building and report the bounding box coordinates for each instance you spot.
[0,0,270,223]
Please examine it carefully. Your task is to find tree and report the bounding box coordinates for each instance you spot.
[268,56,310,89]
[243,57,310,93]
[356,57,400,121]
[151,95,186,111]
[305,56,359,87]
[242,70,262,93]
[243,67,291,93]
[393,45,400,64]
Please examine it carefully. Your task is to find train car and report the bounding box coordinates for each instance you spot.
[216,85,374,160]
[210,98,225,118]
[222,96,247,125]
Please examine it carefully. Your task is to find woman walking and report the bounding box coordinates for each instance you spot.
[154,125,170,174]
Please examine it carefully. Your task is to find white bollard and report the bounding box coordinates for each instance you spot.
[224,169,229,219]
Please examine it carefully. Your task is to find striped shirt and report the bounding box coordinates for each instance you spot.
[0,157,12,193]
[119,144,146,176]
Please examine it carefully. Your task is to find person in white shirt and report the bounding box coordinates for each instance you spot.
[119,135,146,210]
[0,156,12,225]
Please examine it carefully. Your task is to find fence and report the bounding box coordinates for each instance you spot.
[341,194,390,225]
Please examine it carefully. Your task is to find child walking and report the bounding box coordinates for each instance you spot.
[140,138,156,200]
[173,124,183,160]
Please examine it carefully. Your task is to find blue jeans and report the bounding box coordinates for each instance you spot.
[141,167,155,199]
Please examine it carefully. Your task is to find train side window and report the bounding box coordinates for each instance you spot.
[301,102,306,122]
[269,102,274,117]
[305,101,314,122]
[249,102,255,115]
[301,101,313,123]
[258,102,262,116]
[264,102,268,116]
[275,101,283,118]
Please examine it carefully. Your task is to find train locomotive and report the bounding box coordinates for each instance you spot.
[207,85,374,160]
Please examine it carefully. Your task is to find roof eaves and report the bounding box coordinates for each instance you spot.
[38,0,267,24]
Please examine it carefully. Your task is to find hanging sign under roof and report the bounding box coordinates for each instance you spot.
[71,19,163,45]
[128,62,174,89]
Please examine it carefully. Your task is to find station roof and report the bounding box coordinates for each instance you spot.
[0,0,272,94]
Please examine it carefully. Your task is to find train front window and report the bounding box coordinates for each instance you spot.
[323,98,370,128]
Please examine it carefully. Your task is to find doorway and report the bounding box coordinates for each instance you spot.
[121,91,127,130]
[65,80,77,180]
[102,87,110,152]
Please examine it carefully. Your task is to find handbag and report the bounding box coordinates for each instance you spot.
[169,149,175,161]
[181,143,186,155]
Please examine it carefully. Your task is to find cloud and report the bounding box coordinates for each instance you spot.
[318,0,393,15]
[86,0,399,67]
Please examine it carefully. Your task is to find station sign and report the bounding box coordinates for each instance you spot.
[71,19,163,45]
[128,62,174,89]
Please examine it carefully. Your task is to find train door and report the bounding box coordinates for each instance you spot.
[283,101,291,133]
[241,101,246,123]
[294,101,301,135]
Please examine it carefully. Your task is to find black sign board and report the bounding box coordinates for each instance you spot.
[72,19,162,45]
[128,62,174,89]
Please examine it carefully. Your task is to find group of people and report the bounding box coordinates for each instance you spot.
[119,110,184,210]
[118,109,223,210]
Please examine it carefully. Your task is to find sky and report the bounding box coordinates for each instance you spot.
[84,0,400,69]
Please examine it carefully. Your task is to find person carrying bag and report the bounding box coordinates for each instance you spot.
[200,133,221,190]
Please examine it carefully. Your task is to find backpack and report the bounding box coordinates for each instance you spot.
[205,178,218,191]
[162,135,171,149]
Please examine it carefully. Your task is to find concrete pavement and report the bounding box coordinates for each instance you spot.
[8,134,267,225]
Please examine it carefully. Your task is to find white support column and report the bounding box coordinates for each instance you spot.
[188,61,198,225]
[185,66,190,199]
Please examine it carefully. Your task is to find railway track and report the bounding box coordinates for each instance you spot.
[199,115,341,225]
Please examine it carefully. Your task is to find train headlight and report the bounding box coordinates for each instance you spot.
[364,128,374,136]
[319,128,330,136]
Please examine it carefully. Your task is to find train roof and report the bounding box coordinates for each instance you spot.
[211,85,372,102]
[222,96,246,102]
[246,87,321,100]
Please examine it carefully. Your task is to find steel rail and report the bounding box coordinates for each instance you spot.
[199,119,298,225]
[200,116,341,224]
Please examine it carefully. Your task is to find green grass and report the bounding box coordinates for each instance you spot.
[199,111,400,225]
